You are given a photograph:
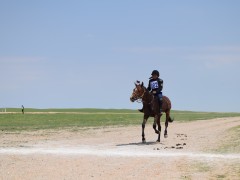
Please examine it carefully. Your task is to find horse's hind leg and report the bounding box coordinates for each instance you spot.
[153,115,159,134]
[156,115,162,142]
[164,111,170,138]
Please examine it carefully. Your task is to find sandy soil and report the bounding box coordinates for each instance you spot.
[0,117,240,180]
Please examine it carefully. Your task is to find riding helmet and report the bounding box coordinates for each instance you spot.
[151,70,159,77]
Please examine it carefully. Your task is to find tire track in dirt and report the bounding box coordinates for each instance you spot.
[1,146,240,160]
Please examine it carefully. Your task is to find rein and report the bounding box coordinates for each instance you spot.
[135,88,146,103]
[141,88,155,105]
[139,88,146,99]
[136,87,153,104]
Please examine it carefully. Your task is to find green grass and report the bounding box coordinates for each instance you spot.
[0,113,141,131]
[193,162,211,172]
[2,108,137,113]
[0,109,240,131]
[216,174,226,179]
[172,110,240,122]
[214,125,240,153]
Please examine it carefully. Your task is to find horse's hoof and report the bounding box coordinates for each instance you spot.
[164,134,168,138]
[156,139,160,143]
[142,139,146,143]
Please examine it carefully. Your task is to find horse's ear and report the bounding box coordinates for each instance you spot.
[141,82,144,87]
[135,80,140,86]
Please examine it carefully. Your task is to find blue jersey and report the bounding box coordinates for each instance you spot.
[147,78,163,94]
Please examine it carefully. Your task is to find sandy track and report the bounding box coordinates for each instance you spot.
[0,117,240,179]
[0,112,140,114]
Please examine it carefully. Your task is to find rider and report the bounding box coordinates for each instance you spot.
[139,70,163,113]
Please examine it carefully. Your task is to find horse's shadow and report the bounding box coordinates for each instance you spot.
[116,141,163,147]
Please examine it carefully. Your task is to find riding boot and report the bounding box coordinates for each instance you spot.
[159,99,163,112]
[158,95,163,112]
[138,106,144,113]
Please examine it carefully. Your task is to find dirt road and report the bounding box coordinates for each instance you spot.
[1,117,240,179]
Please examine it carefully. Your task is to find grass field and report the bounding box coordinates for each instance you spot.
[0,108,240,131]
[215,125,240,153]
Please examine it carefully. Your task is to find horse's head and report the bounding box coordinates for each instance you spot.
[130,80,146,102]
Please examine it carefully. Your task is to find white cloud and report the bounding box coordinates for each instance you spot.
[0,56,49,91]
[0,56,46,64]
[184,46,240,68]
[205,46,240,53]
[112,46,186,54]
[113,45,240,56]
[113,45,240,68]
[203,55,240,69]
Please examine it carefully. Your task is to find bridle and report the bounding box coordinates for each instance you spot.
[131,86,146,103]
[131,85,155,105]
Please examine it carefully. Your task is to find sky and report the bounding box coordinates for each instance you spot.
[0,0,240,112]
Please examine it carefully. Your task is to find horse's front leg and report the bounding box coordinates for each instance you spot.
[142,115,149,143]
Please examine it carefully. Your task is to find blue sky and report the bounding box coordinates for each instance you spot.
[0,0,240,112]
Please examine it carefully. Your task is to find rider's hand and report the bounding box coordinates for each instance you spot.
[152,91,156,94]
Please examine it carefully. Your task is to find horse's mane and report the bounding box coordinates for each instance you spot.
[142,85,149,93]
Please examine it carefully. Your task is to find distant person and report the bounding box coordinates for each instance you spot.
[22,105,24,114]
[138,70,163,112]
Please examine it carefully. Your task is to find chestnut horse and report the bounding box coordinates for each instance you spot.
[130,81,173,143]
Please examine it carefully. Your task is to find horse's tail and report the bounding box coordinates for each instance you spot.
[163,96,174,123]
[168,115,174,123]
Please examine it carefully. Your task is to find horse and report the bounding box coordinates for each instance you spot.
[130,81,174,143]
